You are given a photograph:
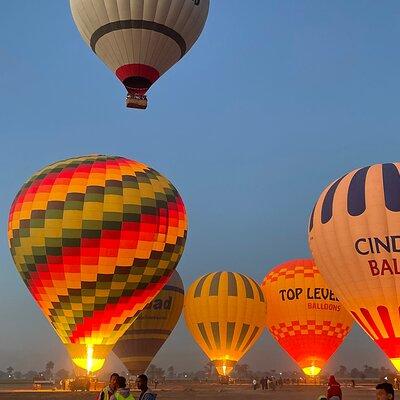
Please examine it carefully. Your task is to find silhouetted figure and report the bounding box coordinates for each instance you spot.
[98,373,119,400]
[376,382,395,400]
[136,374,157,400]
[327,375,342,400]
[110,376,134,400]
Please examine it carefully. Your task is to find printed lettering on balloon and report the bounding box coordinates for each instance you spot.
[354,236,400,277]
[279,288,341,312]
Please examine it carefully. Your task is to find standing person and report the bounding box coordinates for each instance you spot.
[136,374,157,400]
[327,375,342,400]
[376,382,395,400]
[154,378,158,389]
[260,377,266,390]
[98,373,119,400]
[252,378,257,390]
[110,376,134,400]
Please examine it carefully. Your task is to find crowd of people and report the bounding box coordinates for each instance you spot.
[97,373,156,400]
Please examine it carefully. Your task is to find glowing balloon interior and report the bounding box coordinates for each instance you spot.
[309,163,400,372]
[8,155,188,373]
[262,259,353,376]
[114,270,184,375]
[184,271,266,376]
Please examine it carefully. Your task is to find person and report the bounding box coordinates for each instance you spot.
[110,376,134,400]
[260,377,266,390]
[376,382,395,400]
[154,378,158,389]
[317,396,328,400]
[98,373,119,400]
[252,379,257,390]
[327,375,342,400]
[136,374,157,400]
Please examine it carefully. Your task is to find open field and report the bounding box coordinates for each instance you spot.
[0,383,380,400]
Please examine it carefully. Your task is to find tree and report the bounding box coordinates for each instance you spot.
[167,366,175,379]
[24,371,39,380]
[336,365,348,378]
[147,364,157,380]
[45,361,55,379]
[6,367,14,379]
[55,369,70,380]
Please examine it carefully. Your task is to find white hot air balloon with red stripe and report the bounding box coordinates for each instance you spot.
[70,0,210,109]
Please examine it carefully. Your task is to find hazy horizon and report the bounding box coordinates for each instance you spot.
[1,0,400,376]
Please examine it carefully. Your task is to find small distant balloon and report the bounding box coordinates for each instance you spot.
[184,271,266,376]
[309,163,400,372]
[69,0,210,109]
[262,259,353,377]
[8,155,188,374]
[114,270,184,375]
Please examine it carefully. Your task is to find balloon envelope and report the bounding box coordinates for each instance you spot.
[184,271,266,376]
[8,155,188,373]
[114,270,184,375]
[70,0,209,103]
[262,259,353,377]
[309,163,400,372]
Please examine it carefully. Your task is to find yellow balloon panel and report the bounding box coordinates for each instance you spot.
[309,163,400,370]
[262,260,353,376]
[184,272,266,376]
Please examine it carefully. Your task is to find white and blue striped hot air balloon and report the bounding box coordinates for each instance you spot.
[69,0,210,109]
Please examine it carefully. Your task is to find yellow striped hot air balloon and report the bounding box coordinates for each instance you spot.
[184,271,266,376]
[114,270,184,375]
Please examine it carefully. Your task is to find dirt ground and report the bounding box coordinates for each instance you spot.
[0,383,378,400]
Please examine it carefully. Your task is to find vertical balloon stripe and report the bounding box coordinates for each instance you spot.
[239,274,254,299]
[226,322,235,349]
[378,306,396,338]
[194,275,207,298]
[211,322,221,349]
[242,326,260,352]
[197,323,212,350]
[321,176,346,224]
[347,167,370,216]
[309,204,316,232]
[251,278,265,302]
[360,308,383,339]
[227,272,238,296]
[382,163,400,212]
[209,272,222,296]
[235,324,250,351]
[351,311,375,339]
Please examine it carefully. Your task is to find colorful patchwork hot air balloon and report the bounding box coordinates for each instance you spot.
[114,270,184,375]
[309,163,400,372]
[262,259,353,377]
[69,0,210,109]
[184,271,266,376]
[8,155,187,374]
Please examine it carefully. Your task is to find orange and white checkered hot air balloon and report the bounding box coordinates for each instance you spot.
[309,163,400,372]
[184,271,266,376]
[8,155,188,374]
[262,259,353,377]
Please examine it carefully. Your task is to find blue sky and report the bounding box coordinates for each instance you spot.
[0,0,400,374]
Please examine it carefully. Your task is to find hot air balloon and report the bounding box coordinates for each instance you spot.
[69,0,210,109]
[8,155,188,374]
[114,270,184,375]
[184,271,266,376]
[309,163,400,372]
[262,259,353,377]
